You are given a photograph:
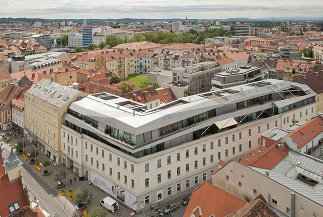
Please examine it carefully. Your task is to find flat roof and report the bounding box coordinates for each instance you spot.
[68,79,315,134]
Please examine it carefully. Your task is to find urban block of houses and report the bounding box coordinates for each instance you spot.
[59,79,316,211]
[212,139,323,217]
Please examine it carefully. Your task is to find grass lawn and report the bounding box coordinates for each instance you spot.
[121,74,148,88]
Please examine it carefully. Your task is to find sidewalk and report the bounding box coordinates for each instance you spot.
[17,138,135,217]
[4,130,189,217]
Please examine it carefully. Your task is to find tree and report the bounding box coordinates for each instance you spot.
[88,44,98,50]
[56,35,68,47]
[105,35,123,48]
[74,47,85,53]
[302,48,313,58]
[99,42,106,49]
[89,206,107,217]
[138,81,150,89]
[53,168,66,182]
[15,142,24,153]
[43,160,50,168]
[153,82,160,89]
[74,188,88,205]
[110,76,121,85]
[117,82,133,93]
[30,150,39,158]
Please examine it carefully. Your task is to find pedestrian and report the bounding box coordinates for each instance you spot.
[90,192,92,198]
[74,176,77,182]
[151,204,154,211]
[70,178,72,186]
[80,209,83,217]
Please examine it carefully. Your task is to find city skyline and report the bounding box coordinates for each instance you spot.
[2,0,323,19]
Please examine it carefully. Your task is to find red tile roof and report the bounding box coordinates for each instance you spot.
[288,116,323,148]
[293,71,323,94]
[0,151,27,216]
[156,88,176,104]
[239,142,288,170]
[184,182,246,217]
[232,195,279,217]
[124,86,159,104]
[276,59,316,73]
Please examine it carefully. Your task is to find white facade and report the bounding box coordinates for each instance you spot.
[135,57,152,74]
[60,80,317,211]
[11,102,24,130]
[68,33,83,48]
[61,103,316,211]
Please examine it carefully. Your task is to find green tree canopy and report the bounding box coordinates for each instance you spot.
[302,48,313,58]
[56,35,68,47]
[110,76,121,85]
[42,160,50,168]
[99,42,106,49]
[88,44,98,50]
[153,82,160,89]
[105,35,124,48]
[138,81,150,89]
[53,168,66,182]
[74,47,85,53]
[117,82,134,93]
[89,206,107,217]
[105,28,234,48]
[74,188,89,205]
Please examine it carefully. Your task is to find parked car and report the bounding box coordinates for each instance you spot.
[181,195,191,206]
[100,196,119,213]
[163,202,179,215]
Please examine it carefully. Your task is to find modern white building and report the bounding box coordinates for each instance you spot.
[68,33,83,48]
[211,65,263,90]
[61,79,317,211]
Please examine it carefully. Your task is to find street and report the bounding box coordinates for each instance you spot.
[1,129,188,217]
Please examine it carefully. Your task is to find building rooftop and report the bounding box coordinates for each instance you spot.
[26,79,82,109]
[0,149,27,216]
[240,146,323,206]
[183,182,246,217]
[67,79,315,134]
[286,116,323,149]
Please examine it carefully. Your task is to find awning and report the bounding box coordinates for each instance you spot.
[214,117,237,130]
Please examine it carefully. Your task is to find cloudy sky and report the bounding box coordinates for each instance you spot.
[1,0,323,19]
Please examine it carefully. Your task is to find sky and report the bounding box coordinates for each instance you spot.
[1,0,323,19]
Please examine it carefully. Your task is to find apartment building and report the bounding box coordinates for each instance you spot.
[234,24,251,36]
[31,34,53,50]
[9,52,67,73]
[72,50,135,79]
[211,66,263,90]
[173,61,221,95]
[280,47,301,60]
[294,71,323,114]
[24,79,84,164]
[312,45,323,63]
[276,59,316,80]
[61,79,316,211]
[68,33,83,48]
[82,27,100,48]
[212,146,323,217]
[0,68,13,91]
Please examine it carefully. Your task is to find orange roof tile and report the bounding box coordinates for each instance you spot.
[184,182,246,217]
[288,116,323,148]
[239,142,288,170]
[0,151,27,216]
